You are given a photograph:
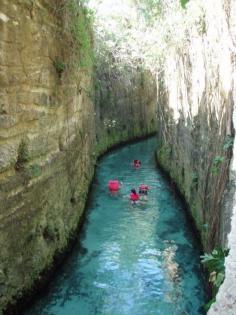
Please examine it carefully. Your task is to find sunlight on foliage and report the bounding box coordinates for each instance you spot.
[201,248,229,311]
[87,0,205,73]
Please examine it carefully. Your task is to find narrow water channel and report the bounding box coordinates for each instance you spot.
[25,138,206,315]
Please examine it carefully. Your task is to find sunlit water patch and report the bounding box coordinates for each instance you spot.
[24,138,206,315]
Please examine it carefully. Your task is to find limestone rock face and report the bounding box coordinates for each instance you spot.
[0,0,96,312]
[95,64,157,155]
[156,0,235,251]
[0,1,157,312]
[155,1,236,313]
[207,2,236,313]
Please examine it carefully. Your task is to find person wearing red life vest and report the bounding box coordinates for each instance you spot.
[130,189,140,205]
[108,180,120,195]
[139,184,149,201]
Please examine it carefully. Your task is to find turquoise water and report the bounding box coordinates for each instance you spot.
[25,138,206,315]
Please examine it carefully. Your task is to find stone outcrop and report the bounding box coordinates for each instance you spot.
[0,1,157,313]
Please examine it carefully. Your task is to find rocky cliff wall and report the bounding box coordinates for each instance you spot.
[207,1,236,313]
[0,0,96,312]
[0,1,157,313]
[156,0,235,251]
[155,1,236,313]
[94,64,157,155]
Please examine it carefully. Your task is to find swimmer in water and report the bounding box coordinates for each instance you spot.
[108,179,121,196]
[130,189,140,205]
[132,160,141,168]
[139,184,149,201]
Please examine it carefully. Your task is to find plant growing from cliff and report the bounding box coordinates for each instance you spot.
[26,164,41,178]
[53,60,66,78]
[0,104,7,115]
[66,0,94,69]
[158,143,171,166]
[211,156,225,175]
[192,172,198,187]
[223,135,234,151]
[180,0,189,9]
[15,140,29,170]
[201,248,229,311]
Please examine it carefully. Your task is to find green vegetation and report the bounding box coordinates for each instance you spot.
[202,223,209,231]
[43,223,60,242]
[201,248,229,311]
[66,0,94,69]
[53,60,66,77]
[180,0,189,9]
[223,135,234,150]
[157,143,171,171]
[192,172,198,186]
[90,0,206,74]
[135,0,162,25]
[15,141,41,179]
[0,104,7,115]
[211,156,225,175]
[26,164,41,178]
[15,140,29,170]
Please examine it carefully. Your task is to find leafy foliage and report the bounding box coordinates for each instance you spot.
[180,0,189,9]
[192,172,198,185]
[211,156,225,175]
[53,60,66,77]
[15,140,29,170]
[88,0,206,73]
[135,0,162,24]
[201,248,229,311]
[223,135,234,150]
[201,248,228,274]
[27,164,41,178]
[66,0,94,69]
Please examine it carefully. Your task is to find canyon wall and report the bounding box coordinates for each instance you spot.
[156,0,235,251]
[0,1,157,313]
[208,2,236,313]
[94,63,157,155]
[155,0,236,313]
[0,0,96,312]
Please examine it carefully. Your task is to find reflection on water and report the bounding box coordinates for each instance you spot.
[163,242,179,283]
[24,138,206,315]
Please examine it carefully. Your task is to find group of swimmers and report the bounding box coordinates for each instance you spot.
[108,159,149,205]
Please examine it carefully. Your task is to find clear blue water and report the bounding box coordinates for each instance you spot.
[25,138,206,315]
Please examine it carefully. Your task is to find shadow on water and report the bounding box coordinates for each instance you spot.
[23,137,206,315]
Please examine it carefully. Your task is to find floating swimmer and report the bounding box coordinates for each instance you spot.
[132,160,141,168]
[139,184,149,201]
[130,189,140,205]
[108,180,121,195]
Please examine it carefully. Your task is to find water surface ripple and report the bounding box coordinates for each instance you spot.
[25,138,206,315]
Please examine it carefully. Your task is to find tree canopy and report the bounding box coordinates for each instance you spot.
[87,0,205,73]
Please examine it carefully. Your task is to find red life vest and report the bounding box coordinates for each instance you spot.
[108,180,120,191]
[130,192,139,201]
